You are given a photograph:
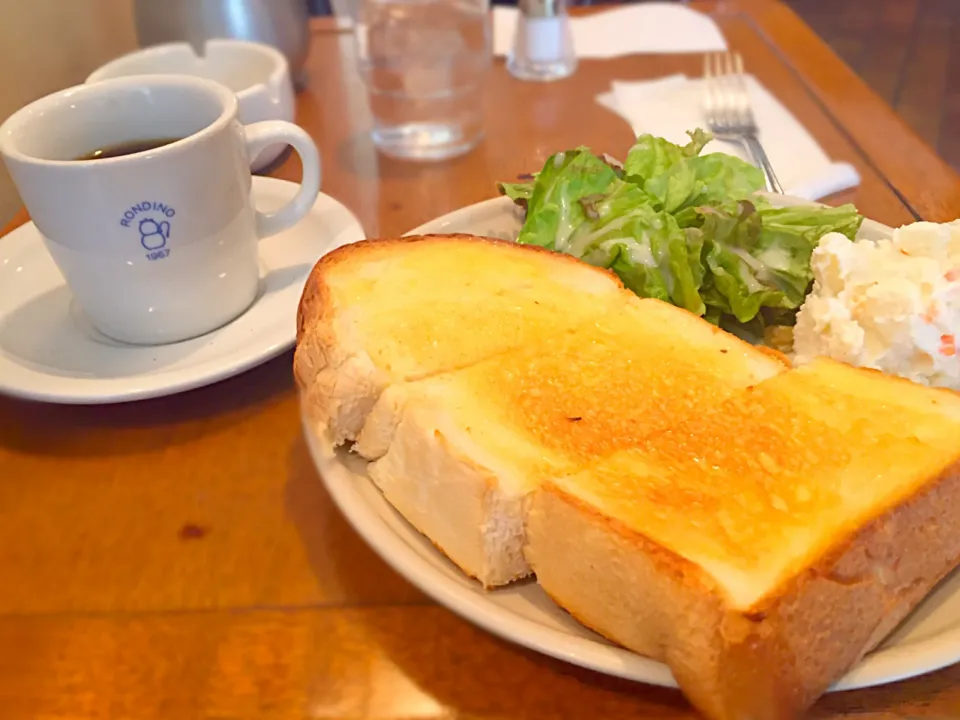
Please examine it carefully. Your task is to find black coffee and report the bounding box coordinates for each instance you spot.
[75,137,182,161]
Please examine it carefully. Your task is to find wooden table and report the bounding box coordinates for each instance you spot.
[3,1,960,717]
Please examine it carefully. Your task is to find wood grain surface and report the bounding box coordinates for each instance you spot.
[738,0,960,224]
[3,1,960,717]
[785,0,960,176]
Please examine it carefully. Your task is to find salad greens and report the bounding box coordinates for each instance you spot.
[497,130,863,334]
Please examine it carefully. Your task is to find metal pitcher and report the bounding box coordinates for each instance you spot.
[133,0,311,82]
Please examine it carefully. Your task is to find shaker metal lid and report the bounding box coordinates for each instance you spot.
[519,0,563,18]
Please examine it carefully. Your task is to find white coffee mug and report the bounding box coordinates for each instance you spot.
[0,75,321,345]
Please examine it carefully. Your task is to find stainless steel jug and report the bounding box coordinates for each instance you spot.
[133,0,311,82]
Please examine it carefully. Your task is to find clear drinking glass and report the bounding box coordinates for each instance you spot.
[355,0,492,161]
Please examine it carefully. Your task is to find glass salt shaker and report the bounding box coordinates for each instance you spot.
[506,0,577,82]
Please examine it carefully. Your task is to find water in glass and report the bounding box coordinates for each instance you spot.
[355,0,492,160]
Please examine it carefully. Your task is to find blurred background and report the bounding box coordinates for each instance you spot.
[0,0,955,227]
[0,0,138,226]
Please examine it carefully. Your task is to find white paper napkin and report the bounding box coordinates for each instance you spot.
[493,3,727,58]
[595,74,860,201]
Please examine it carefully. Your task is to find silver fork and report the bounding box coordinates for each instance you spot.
[702,52,784,194]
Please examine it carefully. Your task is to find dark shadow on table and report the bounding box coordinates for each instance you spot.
[0,352,294,458]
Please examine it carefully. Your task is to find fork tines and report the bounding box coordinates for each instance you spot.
[702,51,756,135]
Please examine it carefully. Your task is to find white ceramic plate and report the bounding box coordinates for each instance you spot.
[304,194,960,693]
[0,176,365,404]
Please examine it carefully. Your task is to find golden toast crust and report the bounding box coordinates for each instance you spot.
[295,232,623,344]
[533,459,960,720]
[293,233,626,405]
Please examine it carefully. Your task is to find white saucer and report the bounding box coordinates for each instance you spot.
[0,176,365,404]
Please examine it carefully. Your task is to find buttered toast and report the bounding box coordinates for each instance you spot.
[295,235,960,720]
[295,235,785,586]
[294,234,628,445]
[355,297,784,586]
[526,358,960,719]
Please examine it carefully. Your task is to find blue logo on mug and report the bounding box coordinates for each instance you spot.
[119,201,175,261]
[139,218,170,250]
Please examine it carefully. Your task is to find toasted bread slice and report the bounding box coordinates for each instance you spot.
[356,298,786,586]
[525,358,960,720]
[294,234,627,445]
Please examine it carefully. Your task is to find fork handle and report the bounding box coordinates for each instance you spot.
[742,134,784,194]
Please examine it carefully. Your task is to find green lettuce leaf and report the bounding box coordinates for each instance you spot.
[688,153,765,207]
[691,201,862,327]
[516,148,619,250]
[759,202,863,242]
[562,181,704,315]
[503,130,863,333]
[498,180,534,206]
[622,130,706,213]
[623,130,763,214]
[690,200,818,323]
[642,161,699,214]
[623,128,711,182]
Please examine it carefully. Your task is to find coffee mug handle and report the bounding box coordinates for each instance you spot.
[244,121,322,239]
